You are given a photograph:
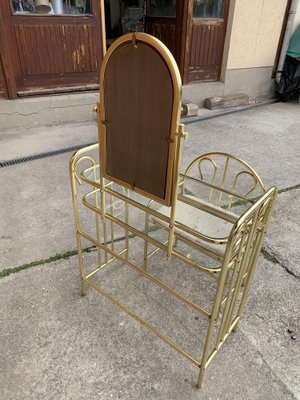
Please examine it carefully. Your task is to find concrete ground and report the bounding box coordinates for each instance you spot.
[0,102,299,399]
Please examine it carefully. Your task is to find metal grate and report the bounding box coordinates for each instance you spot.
[0,143,95,168]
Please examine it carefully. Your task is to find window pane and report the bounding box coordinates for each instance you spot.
[12,0,92,15]
[148,0,176,18]
[193,0,224,19]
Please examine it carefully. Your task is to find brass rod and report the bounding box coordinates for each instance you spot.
[197,240,235,388]
[174,220,228,245]
[147,240,168,259]
[218,156,229,206]
[94,166,102,269]
[85,187,231,246]
[167,123,184,260]
[173,231,223,263]
[84,277,200,367]
[172,251,218,278]
[82,200,169,253]
[143,213,151,271]
[85,248,128,279]
[146,219,220,276]
[223,212,259,336]
[179,173,254,203]
[217,231,248,344]
[216,263,237,345]
[69,152,96,295]
[205,317,240,368]
[150,209,224,261]
[78,230,211,318]
[177,194,238,224]
[104,187,171,224]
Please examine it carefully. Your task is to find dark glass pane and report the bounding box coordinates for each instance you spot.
[193,0,224,19]
[148,0,176,17]
[12,0,92,15]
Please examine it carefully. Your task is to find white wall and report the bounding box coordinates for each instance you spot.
[226,0,288,69]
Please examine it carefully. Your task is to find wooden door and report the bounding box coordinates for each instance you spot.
[0,56,8,98]
[145,1,185,67]
[0,0,104,97]
[184,0,229,83]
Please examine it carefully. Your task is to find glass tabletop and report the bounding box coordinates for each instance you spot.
[81,165,254,242]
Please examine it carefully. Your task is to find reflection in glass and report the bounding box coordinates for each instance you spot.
[193,0,224,19]
[12,0,92,15]
[148,0,176,18]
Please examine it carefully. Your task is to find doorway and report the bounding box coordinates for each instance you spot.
[104,1,183,67]
[104,1,145,48]
[103,1,230,84]
[183,0,230,83]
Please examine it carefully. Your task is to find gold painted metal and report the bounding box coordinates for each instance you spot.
[70,143,277,388]
[100,0,107,58]
[99,32,182,207]
[69,34,277,389]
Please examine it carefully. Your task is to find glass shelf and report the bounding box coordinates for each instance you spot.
[81,164,253,244]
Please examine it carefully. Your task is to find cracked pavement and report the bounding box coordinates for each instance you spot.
[0,101,299,399]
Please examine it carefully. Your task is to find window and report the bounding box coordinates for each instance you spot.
[193,0,224,19]
[147,0,176,18]
[12,0,92,15]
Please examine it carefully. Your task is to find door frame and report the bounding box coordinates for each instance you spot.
[0,2,20,98]
[182,0,230,84]
[0,0,106,99]
[0,51,9,98]
[101,1,190,82]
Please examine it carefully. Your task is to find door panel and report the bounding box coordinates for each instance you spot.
[0,55,8,98]
[185,0,229,83]
[145,1,184,67]
[189,20,224,81]
[14,23,99,76]
[146,18,176,56]
[2,0,103,96]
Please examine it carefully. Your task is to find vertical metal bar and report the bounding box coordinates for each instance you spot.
[102,213,109,264]
[232,231,264,332]
[217,231,248,343]
[197,242,234,388]
[110,193,115,253]
[100,0,107,58]
[233,190,277,332]
[215,261,237,346]
[99,128,108,262]
[218,155,229,206]
[143,212,150,271]
[100,184,108,264]
[94,167,102,269]
[69,156,87,295]
[203,159,217,202]
[223,211,259,335]
[167,123,185,261]
[124,188,129,261]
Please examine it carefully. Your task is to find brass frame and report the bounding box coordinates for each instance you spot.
[97,32,183,207]
[184,152,266,204]
[69,32,277,389]
[69,144,277,388]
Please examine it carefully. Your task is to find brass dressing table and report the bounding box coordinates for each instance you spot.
[70,33,276,388]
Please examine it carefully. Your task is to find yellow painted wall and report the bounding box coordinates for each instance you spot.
[226,0,288,69]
